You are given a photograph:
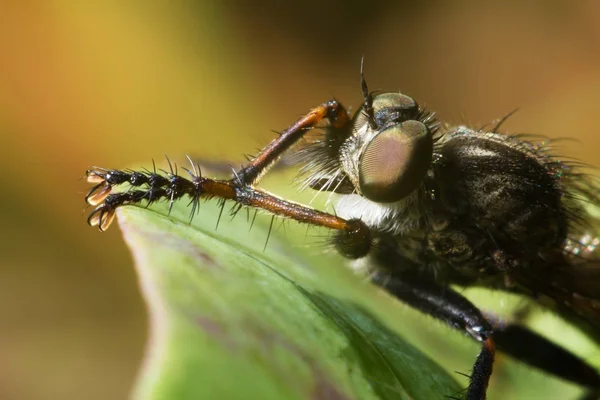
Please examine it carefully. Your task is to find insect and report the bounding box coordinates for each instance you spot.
[84,63,600,399]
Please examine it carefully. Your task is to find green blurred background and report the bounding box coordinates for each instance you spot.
[1,2,600,399]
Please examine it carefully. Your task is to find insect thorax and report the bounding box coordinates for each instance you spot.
[336,126,571,287]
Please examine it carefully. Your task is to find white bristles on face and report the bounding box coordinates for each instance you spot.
[335,191,421,235]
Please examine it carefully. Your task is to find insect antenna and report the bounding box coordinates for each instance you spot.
[360,56,377,130]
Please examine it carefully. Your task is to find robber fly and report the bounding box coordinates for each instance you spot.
[83,63,600,399]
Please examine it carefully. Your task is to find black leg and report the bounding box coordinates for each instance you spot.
[579,389,600,400]
[371,273,600,399]
[492,324,600,390]
[371,273,494,400]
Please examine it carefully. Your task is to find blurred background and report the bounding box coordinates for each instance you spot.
[1,2,600,399]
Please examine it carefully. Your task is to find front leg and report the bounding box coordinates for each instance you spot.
[85,167,371,257]
[237,99,350,185]
[84,100,356,232]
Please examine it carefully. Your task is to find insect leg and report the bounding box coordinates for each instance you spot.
[492,324,600,393]
[85,101,359,239]
[372,273,600,398]
[579,389,600,400]
[371,273,496,400]
[86,167,371,255]
[236,100,350,185]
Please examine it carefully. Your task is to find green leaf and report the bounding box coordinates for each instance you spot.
[118,193,463,400]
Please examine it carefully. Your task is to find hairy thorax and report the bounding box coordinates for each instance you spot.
[336,127,570,288]
[336,190,497,286]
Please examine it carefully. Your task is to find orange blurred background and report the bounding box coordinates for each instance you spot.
[1,2,600,399]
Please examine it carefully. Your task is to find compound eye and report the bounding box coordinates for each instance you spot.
[359,120,433,203]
